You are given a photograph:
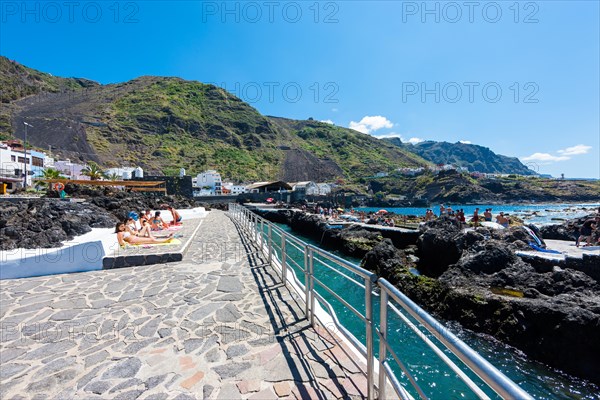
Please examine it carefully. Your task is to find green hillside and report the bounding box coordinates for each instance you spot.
[387,138,536,175]
[0,56,429,182]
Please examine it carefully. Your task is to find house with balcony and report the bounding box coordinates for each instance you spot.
[192,170,223,196]
[0,141,51,191]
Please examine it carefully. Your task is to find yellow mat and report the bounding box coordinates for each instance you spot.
[130,238,181,247]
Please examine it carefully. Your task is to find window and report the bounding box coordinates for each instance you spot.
[11,155,15,161]
[32,157,43,167]
[18,157,28,163]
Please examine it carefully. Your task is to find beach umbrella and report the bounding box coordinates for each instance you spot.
[377,209,388,214]
[337,208,344,212]
[266,198,274,203]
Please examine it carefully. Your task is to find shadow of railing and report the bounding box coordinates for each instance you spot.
[229,214,352,399]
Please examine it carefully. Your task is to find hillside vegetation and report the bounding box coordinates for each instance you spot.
[387,138,536,176]
[368,170,600,203]
[0,56,428,181]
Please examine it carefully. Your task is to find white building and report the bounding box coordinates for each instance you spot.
[222,182,247,195]
[291,181,319,195]
[0,142,26,190]
[375,172,389,178]
[397,167,425,176]
[0,141,48,189]
[104,167,144,180]
[192,170,222,196]
[316,183,332,195]
[53,160,89,180]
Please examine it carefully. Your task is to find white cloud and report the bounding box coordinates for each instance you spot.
[406,137,424,144]
[459,140,472,144]
[521,153,570,163]
[349,116,393,134]
[521,144,592,165]
[557,144,592,156]
[372,132,403,139]
[320,119,334,125]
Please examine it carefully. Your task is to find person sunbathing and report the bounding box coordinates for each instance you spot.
[167,206,182,225]
[116,222,173,247]
[151,211,166,231]
[496,212,510,228]
[142,209,153,221]
[125,217,157,238]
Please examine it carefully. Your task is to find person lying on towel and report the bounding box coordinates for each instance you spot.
[116,222,173,248]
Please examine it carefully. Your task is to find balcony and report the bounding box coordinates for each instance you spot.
[0,168,20,178]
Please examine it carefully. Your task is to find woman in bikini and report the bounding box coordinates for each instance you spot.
[151,211,166,231]
[116,222,173,247]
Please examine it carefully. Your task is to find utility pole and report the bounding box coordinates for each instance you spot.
[23,122,33,189]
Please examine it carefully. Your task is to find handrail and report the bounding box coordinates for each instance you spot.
[378,279,533,400]
[228,204,532,400]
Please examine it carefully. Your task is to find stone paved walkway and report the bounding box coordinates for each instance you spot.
[0,211,373,399]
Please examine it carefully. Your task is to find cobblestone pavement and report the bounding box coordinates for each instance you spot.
[0,211,374,399]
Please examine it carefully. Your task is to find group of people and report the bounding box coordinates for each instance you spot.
[116,206,182,248]
[426,205,511,228]
[316,205,340,219]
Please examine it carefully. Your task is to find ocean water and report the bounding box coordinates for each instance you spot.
[356,203,600,226]
[270,221,600,399]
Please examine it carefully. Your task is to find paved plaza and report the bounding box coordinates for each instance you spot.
[0,211,373,399]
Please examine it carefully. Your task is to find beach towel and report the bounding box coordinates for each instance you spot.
[523,226,543,247]
[326,224,344,229]
[528,242,561,254]
[130,239,181,247]
[481,221,505,230]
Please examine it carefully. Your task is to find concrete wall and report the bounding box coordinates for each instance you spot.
[1,240,105,280]
[131,176,194,197]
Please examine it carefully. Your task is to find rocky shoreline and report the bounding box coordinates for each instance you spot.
[255,208,600,386]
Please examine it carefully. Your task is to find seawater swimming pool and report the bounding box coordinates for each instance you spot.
[269,221,600,399]
[356,203,599,226]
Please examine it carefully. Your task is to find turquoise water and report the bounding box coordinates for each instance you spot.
[265,222,600,399]
[357,203,600,226]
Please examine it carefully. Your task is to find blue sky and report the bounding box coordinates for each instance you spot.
[1,1,598,178]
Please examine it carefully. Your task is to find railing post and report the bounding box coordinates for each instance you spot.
[308,248,315,327]
[260,219,264,248]
[304,246,310,319]
[365,278,375,400]
[267,224,272,266]
[378,287,389,400]
[281,233,287,286]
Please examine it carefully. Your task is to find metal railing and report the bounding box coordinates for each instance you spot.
[228,204,532,400]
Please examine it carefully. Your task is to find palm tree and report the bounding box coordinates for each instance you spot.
[107,172,120,181]
[36,168,65,190]
[82,162,106,181]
